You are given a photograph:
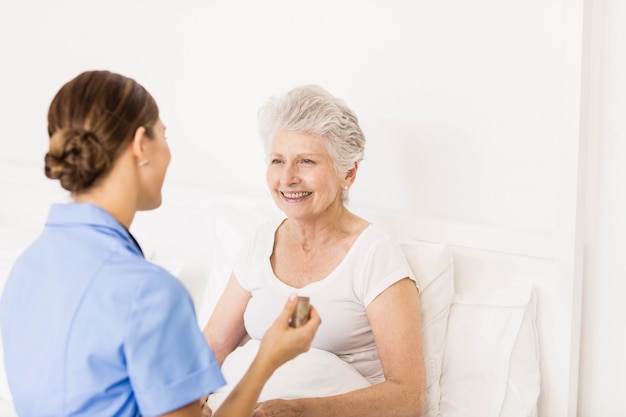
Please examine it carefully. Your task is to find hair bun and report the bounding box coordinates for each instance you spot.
[45,128,112,193]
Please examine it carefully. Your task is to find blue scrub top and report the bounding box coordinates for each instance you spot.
[0,203,225,417]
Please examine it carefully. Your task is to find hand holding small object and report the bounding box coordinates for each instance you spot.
[289,296,310,328]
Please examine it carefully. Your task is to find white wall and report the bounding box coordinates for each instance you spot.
[0,0,623,415]
[0,0,567,234]
[578,0,626,415]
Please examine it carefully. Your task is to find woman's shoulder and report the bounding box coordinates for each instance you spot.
[350,222,408,263]
[356,222,394,243]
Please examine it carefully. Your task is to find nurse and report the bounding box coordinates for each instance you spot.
[0,70,320,417]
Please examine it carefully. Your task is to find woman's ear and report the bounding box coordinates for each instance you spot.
[344,161,358,183]
[130,126,147,162]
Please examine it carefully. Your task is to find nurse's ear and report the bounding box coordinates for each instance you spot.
[129,126,148,165]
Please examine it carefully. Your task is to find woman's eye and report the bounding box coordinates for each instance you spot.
[301,159,313,164]
[271,159,283,165]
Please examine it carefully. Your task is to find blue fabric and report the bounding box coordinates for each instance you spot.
[0,203,225,417]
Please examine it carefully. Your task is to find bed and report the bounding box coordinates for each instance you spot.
[0,160,572,417]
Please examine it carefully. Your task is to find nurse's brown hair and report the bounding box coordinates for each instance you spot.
[45,70,159,193]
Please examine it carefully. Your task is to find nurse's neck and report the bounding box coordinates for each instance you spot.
[74,191,136,230]
[73,182,137,230]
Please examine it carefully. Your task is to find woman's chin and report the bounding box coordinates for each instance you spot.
[139,196,162,212]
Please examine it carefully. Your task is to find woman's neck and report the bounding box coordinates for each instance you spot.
[74,167,138,229]
[284,206,363,251]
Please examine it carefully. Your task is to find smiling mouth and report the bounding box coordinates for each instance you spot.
[281,191,312,199]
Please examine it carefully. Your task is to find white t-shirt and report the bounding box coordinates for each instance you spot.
[234,218,415,384]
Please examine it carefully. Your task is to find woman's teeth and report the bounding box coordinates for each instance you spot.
[283,192,312,198]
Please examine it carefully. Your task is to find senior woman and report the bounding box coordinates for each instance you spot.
[203,85,426,417]
[0,70,320,417]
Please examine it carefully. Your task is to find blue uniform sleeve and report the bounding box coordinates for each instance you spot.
[124,270,226,416]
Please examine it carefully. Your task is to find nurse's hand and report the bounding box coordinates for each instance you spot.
[211,295,320,417]
[257,294,321,371]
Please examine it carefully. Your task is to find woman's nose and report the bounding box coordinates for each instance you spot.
[281,163,299,185]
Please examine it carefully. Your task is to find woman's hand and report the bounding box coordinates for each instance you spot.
[252,399,299,417]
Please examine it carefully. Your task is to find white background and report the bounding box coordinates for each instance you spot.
[0,1,623,415]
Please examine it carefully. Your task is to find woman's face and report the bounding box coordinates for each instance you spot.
[139,119,171,210]
[266,130,344,221]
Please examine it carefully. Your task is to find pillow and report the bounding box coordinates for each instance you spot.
[207,339,371,411]
[400,240,454,417]
[439,285,540,417]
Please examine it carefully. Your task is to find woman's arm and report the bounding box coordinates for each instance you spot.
[253,278,426,417]
[202,274,251,365]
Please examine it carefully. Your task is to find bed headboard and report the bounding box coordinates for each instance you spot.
[0,160,578,417]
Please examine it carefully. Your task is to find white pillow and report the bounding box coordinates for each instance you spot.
[208,339,370,411]
[400,240,454,417]
[439,285,540,417]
